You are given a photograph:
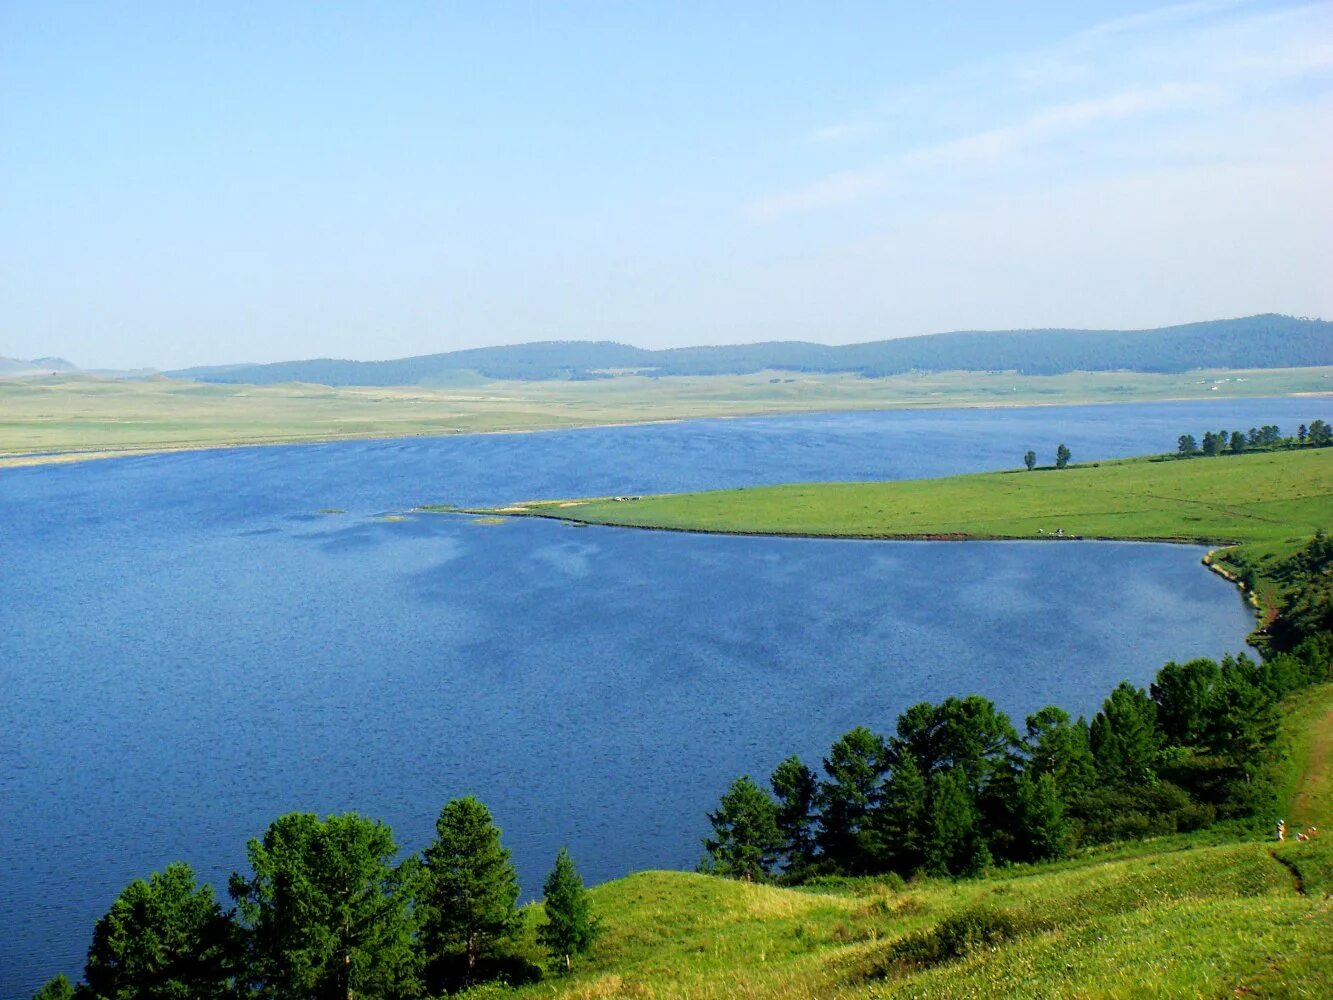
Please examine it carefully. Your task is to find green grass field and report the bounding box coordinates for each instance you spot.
[3,366,1330,467]
[471,445,1328,557]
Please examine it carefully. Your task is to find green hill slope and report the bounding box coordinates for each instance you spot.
[489,685,1333,999]
[499,828,1330,998]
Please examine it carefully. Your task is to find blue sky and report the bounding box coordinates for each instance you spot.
[2,1,1330,368]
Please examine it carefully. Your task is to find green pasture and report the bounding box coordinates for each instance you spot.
[477,448,1331,549]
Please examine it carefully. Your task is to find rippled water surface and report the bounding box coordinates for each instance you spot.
[2,398,1313,996]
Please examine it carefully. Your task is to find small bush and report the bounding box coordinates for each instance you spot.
[853,904,1043,981]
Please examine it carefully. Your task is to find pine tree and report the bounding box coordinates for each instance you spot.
[924,769,991,876]
[817,727,889,873]
[1205,657,1280,768]
[84,863,237,1000]
[868,752,928,874]
[1013,771,1071,862]
[539,848,599,974]
[770,755,819,876]
[229,813,418,1000]
[703,775,783,882]
[1023,706,1096,804]
[1150,658,1220,746]
[1090,683,1160,786]
[419,797,520,979]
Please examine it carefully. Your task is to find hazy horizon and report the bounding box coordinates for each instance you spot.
[4,2,1331,370]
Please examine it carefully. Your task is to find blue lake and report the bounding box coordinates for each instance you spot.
[0,397,1319,996]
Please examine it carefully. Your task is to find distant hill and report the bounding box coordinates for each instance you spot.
[0,356,78,378]
[28,356,79,372]
[166,313,1328,386]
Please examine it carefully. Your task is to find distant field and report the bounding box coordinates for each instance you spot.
[2,366,1330,467]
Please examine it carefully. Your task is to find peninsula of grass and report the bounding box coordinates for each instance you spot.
[459,448,1331,608]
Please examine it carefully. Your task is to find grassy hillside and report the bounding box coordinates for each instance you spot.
[5,368,1330,468]
[496,843,1329,999]
[169,314,1333,385]
[479,685,1333,999]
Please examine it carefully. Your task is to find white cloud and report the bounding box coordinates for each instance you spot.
[752,1,1333,221]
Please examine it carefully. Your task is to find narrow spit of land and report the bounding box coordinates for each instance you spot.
[459,448,1329,545]
[3,367,1330,468]
[454,448,1332,611]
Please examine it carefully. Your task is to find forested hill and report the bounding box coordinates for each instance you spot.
[171,314,1332,385]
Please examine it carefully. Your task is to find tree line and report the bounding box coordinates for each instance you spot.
[34,797,598,1000]
[1176,418,1331,457]
[703,541,1333,884]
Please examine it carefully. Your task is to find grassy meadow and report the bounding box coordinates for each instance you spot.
[466,447,1331,601]
[2,366,1330,467]
[476,684,1333,998]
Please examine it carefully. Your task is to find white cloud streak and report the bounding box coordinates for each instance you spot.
[749,1,1333,221]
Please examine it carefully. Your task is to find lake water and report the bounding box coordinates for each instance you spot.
[0,397,1317,996]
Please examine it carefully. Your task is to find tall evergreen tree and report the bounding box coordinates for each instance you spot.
[1011,772,1072,862]
[229,813,418,1000]
[419,797,520,979]
[817,727,889,873]
[1090,683,1160,786]
[770,755,819,875]
[1205,658,1280,767]
[1023,706,1096,803]
[703,775,783,882]
[924,769,991,877]
[1023,450,1037,470]
[867,752,928,874]
[538,848,598,974]
[1055,443,1071,469]
[1150,658,1220,746]
[84,862,237,1000]
[896,696,1019,794]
